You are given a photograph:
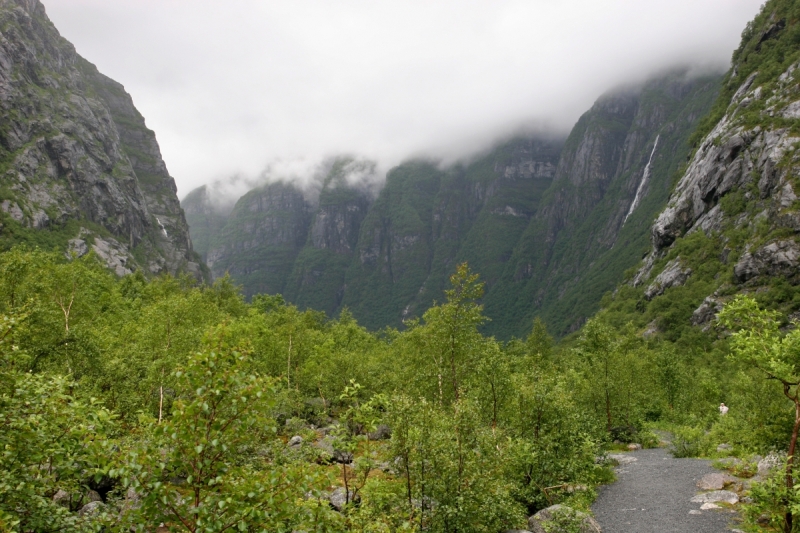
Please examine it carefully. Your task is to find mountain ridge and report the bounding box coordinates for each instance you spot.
[184,70,722,338]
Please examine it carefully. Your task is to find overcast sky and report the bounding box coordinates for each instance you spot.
[43,0,763,197]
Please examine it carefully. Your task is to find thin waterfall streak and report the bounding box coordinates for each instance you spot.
[624,135,659,225]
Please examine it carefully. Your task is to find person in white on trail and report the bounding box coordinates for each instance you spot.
[719,403,728,415]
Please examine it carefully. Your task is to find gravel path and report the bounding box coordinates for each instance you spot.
[591,448,741,532]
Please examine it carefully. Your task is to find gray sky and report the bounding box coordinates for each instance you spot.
[44,0,763,197]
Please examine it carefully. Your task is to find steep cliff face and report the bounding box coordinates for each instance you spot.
[484,72,721,337]
[624,0,800,334]
[206,182,311,296]
[185,72,720,337]
[0,0,200,277]
[341,137,563,330]
[181,185,229,263]
[282,160,373,315]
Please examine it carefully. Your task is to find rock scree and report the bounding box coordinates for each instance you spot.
[592,447,740,532]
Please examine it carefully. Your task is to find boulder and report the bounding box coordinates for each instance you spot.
[716,443,732,452]
[756,453,783,480]
[608,453,637,465]
[314,436,353,464]
[287,435,303,448]
[690,490,738,504]
[696,473,734,491]
[328,487,360,511]
[368,424,392,440]
[78,500,105,517]
[85,490,102,503]
[527,504,601,533]
[627,443,642,451]
[52,489,71,508]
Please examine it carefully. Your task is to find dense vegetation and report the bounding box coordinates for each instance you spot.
[0,247,797,532]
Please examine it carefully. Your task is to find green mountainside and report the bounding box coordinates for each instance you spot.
[186,73,720,337]
[7,1,800,531]
[486,73,722,338]
[0,0,203,278]
[599,0,800,341]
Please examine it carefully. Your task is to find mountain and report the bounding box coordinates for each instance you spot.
[603,0,800,339]
[0,0,202,278]
[185,71,720,337]
[184,71,721,338]
[484,72,722,337]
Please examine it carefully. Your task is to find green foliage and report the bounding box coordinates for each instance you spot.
[0,312,116,532]
[118,347,329,532]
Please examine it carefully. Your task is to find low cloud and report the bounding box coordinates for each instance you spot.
[44,0,763,197]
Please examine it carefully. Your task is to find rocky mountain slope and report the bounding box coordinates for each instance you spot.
[606,0,800,339]
[0,0,202,278]
[186,70,720,337]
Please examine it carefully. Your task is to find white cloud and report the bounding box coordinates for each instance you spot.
[43,0,763,196]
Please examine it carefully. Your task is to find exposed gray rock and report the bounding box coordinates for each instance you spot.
[85,490,102,503]
[734,240,800,282]
[716,443,733,452]
[0,0,201,278]
[756,453,783,480]
[690,490,738,504]
[642,320,659,338]
[528,504,601,533]
[645,258,692,299]
[287,435,303,448]
[314,436,353,464]
[78,500,105,517]
[367,424,391,440]
[52,489,71,508]
[627,443,642,451]
[91,237,133,277]
[328,487,360,511]
[697,473,734,491]
[608,453,638,465]
[66,238,89,258]
[691,297,724,327]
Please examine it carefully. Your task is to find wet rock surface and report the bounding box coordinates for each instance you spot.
[592,448,739,532]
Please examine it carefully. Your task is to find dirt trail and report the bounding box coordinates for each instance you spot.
[591,448,741,532]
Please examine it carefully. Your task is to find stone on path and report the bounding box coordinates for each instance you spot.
[689,510,702,515]
[690,490,738,505]
[700,503,720,510]
[697,472,735,490]
[608,453,637,465]
[528,504,601,533]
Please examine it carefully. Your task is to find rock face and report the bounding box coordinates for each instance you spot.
[631,5,800,327]
[0,0,201,278]
[644,258,692,299]
[186,71,720,337]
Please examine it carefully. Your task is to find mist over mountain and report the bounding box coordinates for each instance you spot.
[184,68,723,337]
[43,0,763,196]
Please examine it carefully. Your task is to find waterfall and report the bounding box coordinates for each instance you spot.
[155,216,168,238]
[623,135,659,225]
